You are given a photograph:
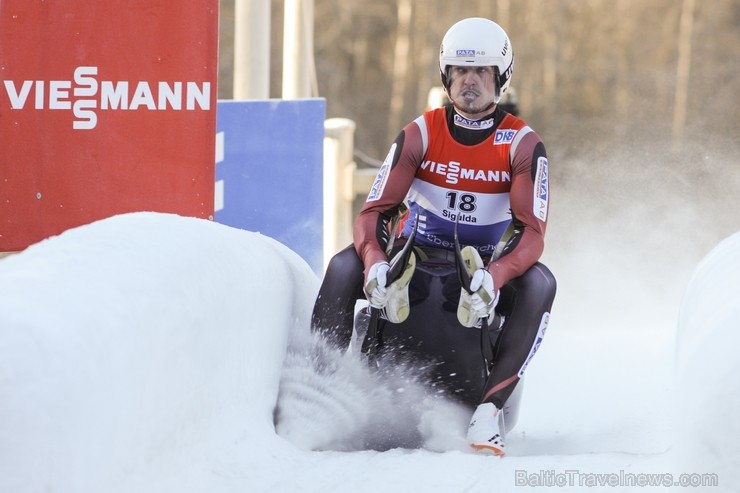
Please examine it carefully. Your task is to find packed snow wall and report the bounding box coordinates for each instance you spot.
[674,231,740,488]
[0,212,319,492]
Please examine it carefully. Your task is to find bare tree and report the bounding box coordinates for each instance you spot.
[673,0,696,148]
[387,0,413,144]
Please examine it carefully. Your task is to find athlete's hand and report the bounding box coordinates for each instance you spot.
[468,268,498,320]
[364,261,390,308]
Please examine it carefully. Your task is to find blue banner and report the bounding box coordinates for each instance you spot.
[215,99,325,273]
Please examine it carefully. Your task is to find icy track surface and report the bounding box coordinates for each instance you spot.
[0,212,737,493]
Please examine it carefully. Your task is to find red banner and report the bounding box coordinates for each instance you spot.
[0,1,219,251]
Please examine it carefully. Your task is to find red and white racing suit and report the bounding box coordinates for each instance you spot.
[355,104,548,291]
[312,104,556,409]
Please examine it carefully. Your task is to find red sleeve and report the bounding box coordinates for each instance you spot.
[486,131,549,289]
[354,119,425,279]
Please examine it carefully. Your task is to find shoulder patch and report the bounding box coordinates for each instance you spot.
[367,143,396,202]
[533,156,549,221]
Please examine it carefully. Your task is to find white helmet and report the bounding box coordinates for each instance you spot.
[439,18,514,104]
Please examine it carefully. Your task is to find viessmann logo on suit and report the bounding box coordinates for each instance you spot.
[2,66,211,130]
[420,159,511,185]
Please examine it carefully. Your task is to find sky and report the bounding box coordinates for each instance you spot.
[0,212,737,493]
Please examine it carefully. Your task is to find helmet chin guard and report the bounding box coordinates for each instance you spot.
[439,17,514,104]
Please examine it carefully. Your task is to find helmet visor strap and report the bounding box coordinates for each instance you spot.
[493,67,502,100]
[441,66,452,89]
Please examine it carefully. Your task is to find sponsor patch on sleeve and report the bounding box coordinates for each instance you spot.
[366,143,396,202]
[533,156,549,221]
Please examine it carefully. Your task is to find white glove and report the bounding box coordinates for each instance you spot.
[458,268,499,328]
[469,268,498,319]
[364,261,390,308]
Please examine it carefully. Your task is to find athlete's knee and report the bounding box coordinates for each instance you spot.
[324,245,364,284]
[531,262,557,301]
[500,262,556,318]
[519,262,556,305]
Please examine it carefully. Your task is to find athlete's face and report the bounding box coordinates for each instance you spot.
[447,66,498,118]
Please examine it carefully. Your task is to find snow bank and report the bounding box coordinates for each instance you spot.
[674,232,740,491]
[0,213,319,493]
[2,211,736,493]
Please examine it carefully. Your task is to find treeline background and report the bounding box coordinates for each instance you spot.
[217,0,739,162]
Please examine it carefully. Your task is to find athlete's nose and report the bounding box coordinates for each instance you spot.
[462,69,477,85]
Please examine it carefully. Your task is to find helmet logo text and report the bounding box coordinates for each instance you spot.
[455,49,487,57]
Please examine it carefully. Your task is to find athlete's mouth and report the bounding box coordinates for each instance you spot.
[460,90,480,101]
